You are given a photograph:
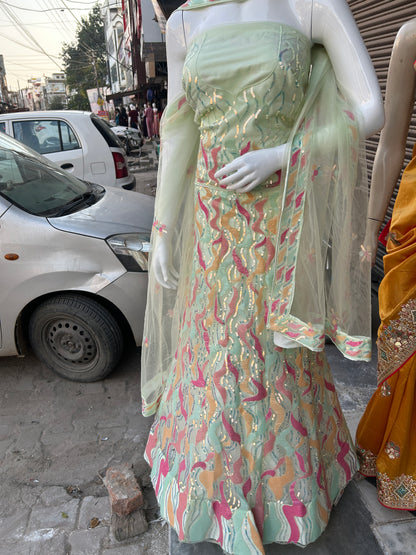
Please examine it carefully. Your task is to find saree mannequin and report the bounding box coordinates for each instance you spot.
[142,0,384,552]
[356,18,416,510]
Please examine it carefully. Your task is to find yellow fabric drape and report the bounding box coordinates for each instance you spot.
[356,143,416,510]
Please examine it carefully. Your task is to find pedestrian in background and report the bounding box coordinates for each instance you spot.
[144,102,154,139]
[119,106,128,127]
[129,104,139,129]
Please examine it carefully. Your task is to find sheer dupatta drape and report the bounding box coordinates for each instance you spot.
[141,43,371,417]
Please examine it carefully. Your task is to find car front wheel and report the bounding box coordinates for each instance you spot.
[29,294,123,382]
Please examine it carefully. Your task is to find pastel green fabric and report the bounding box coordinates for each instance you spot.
[141,23,371,416]
[142,21,364,553]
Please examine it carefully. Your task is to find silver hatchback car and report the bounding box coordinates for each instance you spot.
[0,111,136,190]
[0,131,153,381]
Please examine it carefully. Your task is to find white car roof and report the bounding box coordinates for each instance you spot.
[0,110,93,120]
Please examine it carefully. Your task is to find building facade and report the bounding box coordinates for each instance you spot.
[103,0,167,108]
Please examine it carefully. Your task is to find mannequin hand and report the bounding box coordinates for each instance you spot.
[152,236,179,289]
[360,230,379,267]
[361,220,382,267]
[214,145,287,193]
[273,331,300,349]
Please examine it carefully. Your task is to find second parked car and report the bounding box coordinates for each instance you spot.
[0,110,135,190]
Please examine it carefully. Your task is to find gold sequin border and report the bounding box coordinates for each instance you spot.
[356,444,377,476]
[377,297,416,385]
[377,472,416,510]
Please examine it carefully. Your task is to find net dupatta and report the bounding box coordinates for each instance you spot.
[141,95,199,416]
[268,45,372,360]
[141,46,372,417]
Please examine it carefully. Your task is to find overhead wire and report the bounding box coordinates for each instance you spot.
[0,1,63,70]
[0,30,61,58]
[0,0,91,12]
[1,0,133,89]
[39,0,76,42]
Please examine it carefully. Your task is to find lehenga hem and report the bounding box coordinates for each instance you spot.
[146,451,358,553]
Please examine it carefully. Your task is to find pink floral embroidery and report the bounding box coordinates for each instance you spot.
[153,220,167,236]
[359,244,372,263]
[311,165,320,181]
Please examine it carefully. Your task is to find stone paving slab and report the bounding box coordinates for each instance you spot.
[373,519,416,554]
[0,350,168,554]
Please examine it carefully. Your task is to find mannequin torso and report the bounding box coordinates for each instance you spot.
[181,0,311,39]
[153,1,384,346]
[365,17,416,263]
[167,0,383,138]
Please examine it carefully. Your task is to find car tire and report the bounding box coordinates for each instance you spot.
[28,294,123,382]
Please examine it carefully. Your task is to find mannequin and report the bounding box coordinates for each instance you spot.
[144,102,154,138]
[142,1,384,552]
[153,0,383,335]
[152,0,383,349]
[152,102,160,137]
[363,17,416,263]
[356,18,416,511]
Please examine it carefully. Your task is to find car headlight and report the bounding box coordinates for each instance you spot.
[107,233,151,272]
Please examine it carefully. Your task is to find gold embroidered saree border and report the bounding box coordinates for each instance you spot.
[356,445,377,476]
[377,473,416,510]
[357,445,416,510]
[377,298,416,385]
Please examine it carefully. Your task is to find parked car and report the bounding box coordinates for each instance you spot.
[0,131,153,382]
[0,110,135,190]
[105,121,143,155]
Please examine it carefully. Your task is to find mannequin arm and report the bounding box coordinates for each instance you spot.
[152,11,199,289]
[214,144,287,192]
[312,0,383,139]
[364,19,416,264]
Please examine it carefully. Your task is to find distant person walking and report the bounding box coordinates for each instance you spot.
[141,105,148,137]
[119,106,128,127]
[145,103,154,138]
[152,103,160,138]
[129,105,139,129]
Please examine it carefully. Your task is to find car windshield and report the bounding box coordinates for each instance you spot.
[0,146,103,217]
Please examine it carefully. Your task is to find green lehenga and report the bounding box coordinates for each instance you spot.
[142,18,371,555]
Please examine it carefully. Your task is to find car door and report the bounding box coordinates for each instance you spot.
[11,119,85,180]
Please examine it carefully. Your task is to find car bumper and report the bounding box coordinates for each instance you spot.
[121,174,136,190]
[97,270,147,346]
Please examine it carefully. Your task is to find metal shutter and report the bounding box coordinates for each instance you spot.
[348,0,416,284]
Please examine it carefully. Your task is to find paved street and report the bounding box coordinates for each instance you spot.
[0,348,168,554]
[1,142,415,554]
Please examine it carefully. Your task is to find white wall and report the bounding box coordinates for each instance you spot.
[141,0,164,43]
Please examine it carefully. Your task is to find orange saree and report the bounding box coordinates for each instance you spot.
[356,144,416,510]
